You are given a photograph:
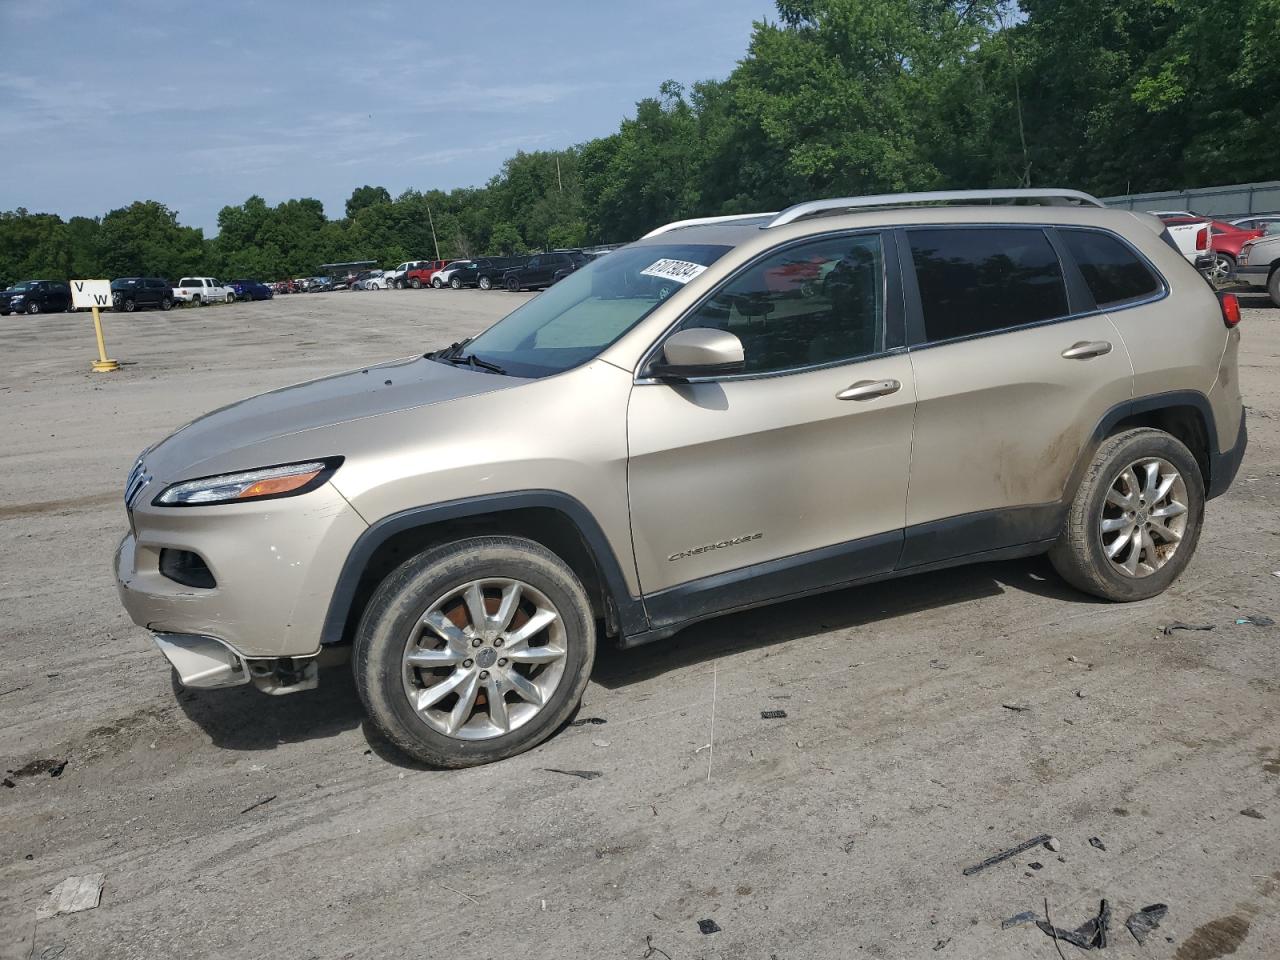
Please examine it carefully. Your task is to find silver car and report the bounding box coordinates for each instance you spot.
[115,189,1247,767]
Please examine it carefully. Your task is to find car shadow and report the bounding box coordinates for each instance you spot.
[172,557,1096,760]
[173,663,365,752]
[591,555,1099,689]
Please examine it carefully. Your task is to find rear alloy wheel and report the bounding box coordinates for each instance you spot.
[191,296,202,307]
[160,297,173,311]
[432,276,444,288]
[1205,253,1234,284]
[226,293,235,304]
[478,276,492,290]
[354,536,595,767]
[1050,428,1203,601]
[410,278,422,289]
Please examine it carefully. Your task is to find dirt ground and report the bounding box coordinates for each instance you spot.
[1,286,1277,960]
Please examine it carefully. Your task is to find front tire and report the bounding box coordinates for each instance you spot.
[478,276,492,290]
[354,536,595,768]
[123,298,136,312]
[506,276,521,292]
[27,302,40,314]
[410,278,422,289]
[450,277,462,289]
[1268,268,1280,308]
[161,296,173,311]
[432,277,444,288]
[1049,428,1204,601]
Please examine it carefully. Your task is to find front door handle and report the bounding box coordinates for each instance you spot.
[1061,340,1113,360]
[837,378,902,401]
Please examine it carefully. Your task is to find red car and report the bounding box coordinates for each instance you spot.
[1163,217,1263,282]
[404,259,454,289]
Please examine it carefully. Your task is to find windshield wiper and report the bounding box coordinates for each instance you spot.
[425,338,472,361]
[447,352,507,375]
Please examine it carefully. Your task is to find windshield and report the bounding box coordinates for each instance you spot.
[460,242,731,377]
[9,281,36,292]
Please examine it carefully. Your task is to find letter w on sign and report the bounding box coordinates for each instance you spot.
[71,279,113,310]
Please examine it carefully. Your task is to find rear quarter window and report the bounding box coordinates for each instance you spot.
[1059,229,1161,308]
[908,227,1068,342]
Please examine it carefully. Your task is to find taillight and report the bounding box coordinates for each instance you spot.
[1219,293,1241,328]
[1196,227,1209,251]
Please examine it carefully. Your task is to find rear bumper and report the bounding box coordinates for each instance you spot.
[1208,408,1247,500]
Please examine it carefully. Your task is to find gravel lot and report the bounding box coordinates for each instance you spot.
[1,287,1278,960]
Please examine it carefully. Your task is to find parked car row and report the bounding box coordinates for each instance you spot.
[0,276,279,315]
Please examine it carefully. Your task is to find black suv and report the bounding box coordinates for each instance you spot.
[448,256,526,290]
[111,277,174,312]
[0,280,71,315]
[502,251,590,291]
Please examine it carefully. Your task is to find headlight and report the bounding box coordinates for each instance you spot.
[154,458,341,506]
[10,295,24,302]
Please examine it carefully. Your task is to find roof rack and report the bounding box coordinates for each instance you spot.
[642,212,776,239]
[766,189,1105,228]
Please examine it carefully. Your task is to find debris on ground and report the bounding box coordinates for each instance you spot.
[1075,689,1087,698]
[591,739,610,748]
[239,795,276,815]
[2,777,14,788]
[1124,904,1168,945]
[1002,911,1039,929]
[1037,899,1110,950]
[760,709,787,719]
[1235,615,1275,626]
[1028,862,1043,870]
[1044,837,1061,852]
[1001,703,1031,712]
[569,717,607,726]
[7,757,69,781]
[642,935,672,959]
[1161,621,1214,635]
[37,873,106,919]
[1067,656,1078,663]
[1240,808,1266,820]
[1089,837,1107,851]
[929,659,949,670]
[697,919,721,935]
[544,769,602,780]
[933,937,951,950]
[962,834,1052,876]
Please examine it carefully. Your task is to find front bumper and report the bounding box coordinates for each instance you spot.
[1235,263,1268,285]
[114,481,368,659]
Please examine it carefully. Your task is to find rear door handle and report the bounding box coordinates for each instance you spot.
[837,378,902,401]
[1061,340,1113,360]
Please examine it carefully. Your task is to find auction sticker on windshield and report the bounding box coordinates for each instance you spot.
[640,259,708,284]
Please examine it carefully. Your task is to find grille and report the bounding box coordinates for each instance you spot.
[125,458,152,509]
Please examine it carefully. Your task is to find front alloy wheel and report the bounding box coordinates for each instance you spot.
[354,536,595,767]
[402,578,567,739]
[1205,254,1233,284]
[1100,457,1189,578]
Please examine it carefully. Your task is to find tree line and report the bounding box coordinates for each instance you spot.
[2,0,1274,284]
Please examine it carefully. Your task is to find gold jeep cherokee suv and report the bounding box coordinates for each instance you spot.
[115,189,1247,767]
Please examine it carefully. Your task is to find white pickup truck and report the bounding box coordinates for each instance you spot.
[1163,221,1211,265]
[173,277,235,306]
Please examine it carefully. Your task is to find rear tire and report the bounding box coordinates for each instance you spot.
[1206,253,1234,284]
[410,278,422,289]
[161,297,173,311]
[354,536,596,768]
[191,295,202,307]
[1049,428,1204,601]
[432,277,444,288]
[450,277,462,289]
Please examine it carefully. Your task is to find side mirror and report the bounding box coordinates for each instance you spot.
[649,328,745,380]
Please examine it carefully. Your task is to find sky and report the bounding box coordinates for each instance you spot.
[0,0,774,233]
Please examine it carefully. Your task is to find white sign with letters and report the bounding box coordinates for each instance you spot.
[71,279,112,310]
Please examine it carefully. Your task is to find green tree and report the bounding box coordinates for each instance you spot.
[345,185,392,219]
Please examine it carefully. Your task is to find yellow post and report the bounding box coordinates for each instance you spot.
[90,304,120,372]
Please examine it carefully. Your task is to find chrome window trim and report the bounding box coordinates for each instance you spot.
[634,227,893,385]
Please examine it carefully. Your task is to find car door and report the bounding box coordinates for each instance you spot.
[897,225,1134,566]
[627,230,916,622]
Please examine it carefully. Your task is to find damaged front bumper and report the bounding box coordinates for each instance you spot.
[152,631,321,695]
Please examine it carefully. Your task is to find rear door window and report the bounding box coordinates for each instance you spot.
[1059,229,1161,308]
[908,227,1068,343]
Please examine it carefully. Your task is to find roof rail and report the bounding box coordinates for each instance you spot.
[642,212,776,239]
[766,189,1105,228]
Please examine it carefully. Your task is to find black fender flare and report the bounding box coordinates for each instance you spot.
[320,490,648,645]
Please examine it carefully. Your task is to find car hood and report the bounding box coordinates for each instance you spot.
[142,354,527,481]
